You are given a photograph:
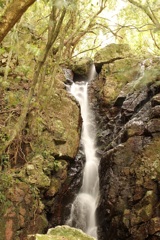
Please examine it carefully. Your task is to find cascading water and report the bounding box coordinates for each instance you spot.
[66,66,99,239]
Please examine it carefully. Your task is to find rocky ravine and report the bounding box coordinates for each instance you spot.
[1,43,160,240]
[0,67,81,240]
[90,44,160,240]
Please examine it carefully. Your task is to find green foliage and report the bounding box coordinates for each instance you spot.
[0,133,9,143]
[1,0,160,63]
[0,0,5,8]
[0,172,12,190]
[0,0,159,172]
[26,43,40,57]
[54,160,60,172]
[0,154,10,169]
[0,47,5,55]
[0,173,12,212]
[15,64,31,76]
[116,0,160,55]
[42,150,51,159]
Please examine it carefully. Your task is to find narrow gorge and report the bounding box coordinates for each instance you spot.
[1,44,160,240]
[66,66,99,239]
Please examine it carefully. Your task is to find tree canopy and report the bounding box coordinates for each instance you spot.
[1,0,160,58]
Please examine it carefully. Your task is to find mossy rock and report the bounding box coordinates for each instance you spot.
[71,57,93,77]
[100,58,140,104]
[27,86,80,159]
[28,225,96,240]
[25,155,51,188]
[94,44,131,72]
[132,68,160,90]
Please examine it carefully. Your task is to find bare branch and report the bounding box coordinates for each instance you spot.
[2,5,67,153]
[150,30,160,50]
[117,23,155,32]
[128,0,160,26]
[72,43,103,58]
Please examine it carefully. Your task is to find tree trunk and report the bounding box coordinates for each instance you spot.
[0,0,36,43]
[2,7,67,154]
[128,0,160,26]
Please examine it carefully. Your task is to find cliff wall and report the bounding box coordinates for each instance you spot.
[0,68,81,240]
[90,44,160,240]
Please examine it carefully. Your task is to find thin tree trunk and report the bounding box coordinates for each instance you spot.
[128,0,160,26]
[0,0,36,43]
[2,7,66,154]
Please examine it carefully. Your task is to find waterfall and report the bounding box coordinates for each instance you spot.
[66,65,99,239]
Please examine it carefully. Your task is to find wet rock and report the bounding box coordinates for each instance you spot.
[147,119,160,133]
[63,68,74,85]
[149,217,160,235]
[90,55,160,240]
[131,191,157,226]
[48,148,85,227]
[151,94,160,106]
[125,119,145,137]
[151,106,160,118]
[122,89,148,117]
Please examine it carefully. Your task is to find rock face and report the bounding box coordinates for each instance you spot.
[0,69,81,240]
[89,45,160,240]
[70,57,93,81]
[94,43,131,73]
[28,225,96,240]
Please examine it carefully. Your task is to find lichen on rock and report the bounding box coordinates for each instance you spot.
[94,43,132,73]
[28,225,96,240]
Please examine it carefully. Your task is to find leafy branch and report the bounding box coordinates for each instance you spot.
[128,0,160,27]
[1,5,67,154]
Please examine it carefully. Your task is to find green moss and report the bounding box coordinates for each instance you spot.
[25,155,51,189]
[48,226,95,239]
[54,119,66,142]
[0,172,12,188]
[94,43,131,63]
[71,57,93,75]
[27,88,80,159]
[46,177,61,197]
[133,68,160,90]
[100,58,140,104]
[28,225,96,240]
[0,172,13,213]
[54,160,67,172]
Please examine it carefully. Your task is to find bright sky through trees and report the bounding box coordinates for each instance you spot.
[0,0,160,58]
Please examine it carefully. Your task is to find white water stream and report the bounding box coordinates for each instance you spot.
[66,66,99,239]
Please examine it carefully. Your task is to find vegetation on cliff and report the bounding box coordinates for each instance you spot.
[0,0,160,159]
[0,0,160,239]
